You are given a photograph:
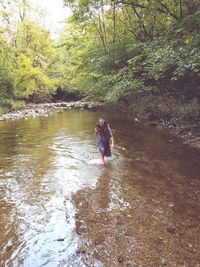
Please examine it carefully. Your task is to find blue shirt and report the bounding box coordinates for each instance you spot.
[97,127,112,142]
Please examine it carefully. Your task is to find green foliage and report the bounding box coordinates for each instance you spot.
[14,54,55,98]
[0,39,15,100]
[0,98,26,115]
[60,0,200,107]
[0,14,59,110]
[0,99,26,110]
[105,79,142,102]
[179,98,200,123]
[1,0,200,123]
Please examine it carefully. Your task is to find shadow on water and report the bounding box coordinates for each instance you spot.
[0,110,200,266]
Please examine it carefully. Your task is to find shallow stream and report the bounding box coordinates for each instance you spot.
[0,110,199,266]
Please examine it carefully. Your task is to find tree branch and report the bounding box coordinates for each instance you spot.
[116,0,179,21]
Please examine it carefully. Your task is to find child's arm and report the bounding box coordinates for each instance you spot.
[108,126,114,148]
[110,136,114,148]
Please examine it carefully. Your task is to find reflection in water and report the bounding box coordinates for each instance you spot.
[0,110,200,266]
[0,111,102,267]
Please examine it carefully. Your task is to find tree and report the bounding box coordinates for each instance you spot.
[61,0,200,104]
[0,1,60,106]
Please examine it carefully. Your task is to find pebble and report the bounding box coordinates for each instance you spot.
[118,256,124,263]
[56,238,65,241]
[76,247,86,254]
[161,258,168,266]
[166,227,176,234]
[0,102,102,121]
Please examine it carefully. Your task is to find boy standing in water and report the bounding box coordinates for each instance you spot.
[95,118,114,165]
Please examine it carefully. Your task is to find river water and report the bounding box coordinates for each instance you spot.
[0,110,199,267]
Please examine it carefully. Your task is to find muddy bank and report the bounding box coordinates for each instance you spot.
[0,101,103,121]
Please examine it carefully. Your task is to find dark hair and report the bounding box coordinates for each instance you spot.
[95,118,108,132]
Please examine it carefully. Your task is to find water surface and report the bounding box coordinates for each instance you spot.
[0,110,199,267]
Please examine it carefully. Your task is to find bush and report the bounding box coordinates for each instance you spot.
[0,99,26,112]
[179,98,200,123]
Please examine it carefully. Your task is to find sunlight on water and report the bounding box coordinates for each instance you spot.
[0,111,106,266]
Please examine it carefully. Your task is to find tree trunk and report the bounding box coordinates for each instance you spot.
[112,0,116,43]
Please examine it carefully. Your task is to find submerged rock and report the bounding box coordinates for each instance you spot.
[118,256,124,263]
[76,247,86,254]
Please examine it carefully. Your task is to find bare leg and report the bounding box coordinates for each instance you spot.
[100,151,105,165]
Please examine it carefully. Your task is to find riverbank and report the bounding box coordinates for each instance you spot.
[104,100,200,151]
[1,100,200,150]
[144,118,200,150]
[137,117,200,151]
[0,101,102,121]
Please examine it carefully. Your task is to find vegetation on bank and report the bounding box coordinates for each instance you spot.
[0,0,200,130]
